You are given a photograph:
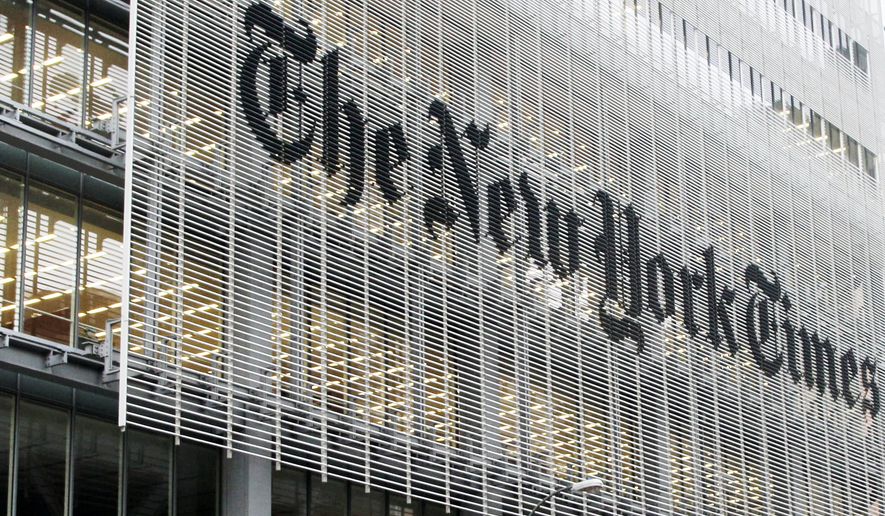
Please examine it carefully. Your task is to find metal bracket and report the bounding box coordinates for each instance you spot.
[46,352,68,368]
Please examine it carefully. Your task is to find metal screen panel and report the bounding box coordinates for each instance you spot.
[123,0,885,513]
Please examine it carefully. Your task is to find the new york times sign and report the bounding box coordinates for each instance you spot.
[238,3,880,419]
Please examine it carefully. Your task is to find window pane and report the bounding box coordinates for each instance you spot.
[864,148,877,179]
[84,18,127,133]
[350,484,385,516]
[0,172,22,331]
[0,0,31,104]
[31,2,84,123]
[77,201,123,349]
[389,494,422,516]
[828,123,841,151]
[272,468,307,516]
[175,442,218,516]
[854,42,869,73]
[309,475,346,516]
[126,430,170,516]
[0,394,13,513]
[809,111,822,139]
[15,401,69,516]
[847,137,859,167]
[72,415,119,516]
[22,182,77,345]
[424,505,455,516]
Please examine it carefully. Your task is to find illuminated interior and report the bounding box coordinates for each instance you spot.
[0,0,128,132]
[0,170,122,348]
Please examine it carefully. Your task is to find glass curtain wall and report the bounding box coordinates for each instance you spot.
[0,389,221,515]
[0,0,127,132]
[272,470,458,516]
[0,168,123,349]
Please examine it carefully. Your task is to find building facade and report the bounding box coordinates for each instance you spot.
[0,0,884,513]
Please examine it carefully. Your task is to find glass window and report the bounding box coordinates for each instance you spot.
[0,394,13,513]
[272,468,307,516]
[31,2,85,124]
[175,442,219,516]
[682,20,696,51]
[389,494,422,516]
[789,97,803,126]
[740,62,751,92]
[650,1,660,27]
[350,484,385,516]
[837,29,851,59]
[77,201,123,349]
[770,83,783,113]
[0,172,22,331]
[846,137,860,168]
[705,36,716,67]
[15,401,69,516]
[809,111,823,138]
[728,52,739,83]
[752,70,764,101]
[827,122,842,151]
[309,475,347,516]
[0,0,31,104]
[425,505,456,516]
[659,4,673,36]
[864,148,877,179]
[853,42,868,73]
[72,415,119,516]
[126,430,171,516]
[84,17,127,133]
[21,182,78,345]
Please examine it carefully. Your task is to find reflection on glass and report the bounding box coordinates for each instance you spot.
[77,201,123,348]
[175,442,218,516]
[0,0,30,104]
[31,2,84,123]
[272,467,307,516]
[126,430,170,516]
[350,484,385,516]
[22,182,77,344]
[85,18,126,132]
[0,172,22,330]
[0,394,12,513]
[389,495,422,516]
[73,416,119,516]
[310,474,346,516]
[15,401,69,516]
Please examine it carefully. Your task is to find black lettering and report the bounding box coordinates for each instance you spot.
[744,264,783,377]
[624,205,642,318]
[520,172,546,269]
[424,100,482,242]
[646,254,676,323]
[780,296,803,384]
[800,329,839,400]
[322,50,366,206]
[704,247,737,354]
[373,123,409,203]
[679,266,704,338]
[841,349,858,409]
[240,3,317,164]
[593,191,644,351]
[423,196,458,239]
[862,358,880,418]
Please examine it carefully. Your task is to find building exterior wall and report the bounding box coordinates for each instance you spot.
[124,0,885,514]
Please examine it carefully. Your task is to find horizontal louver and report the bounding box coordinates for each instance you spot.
[123,0,885,514]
